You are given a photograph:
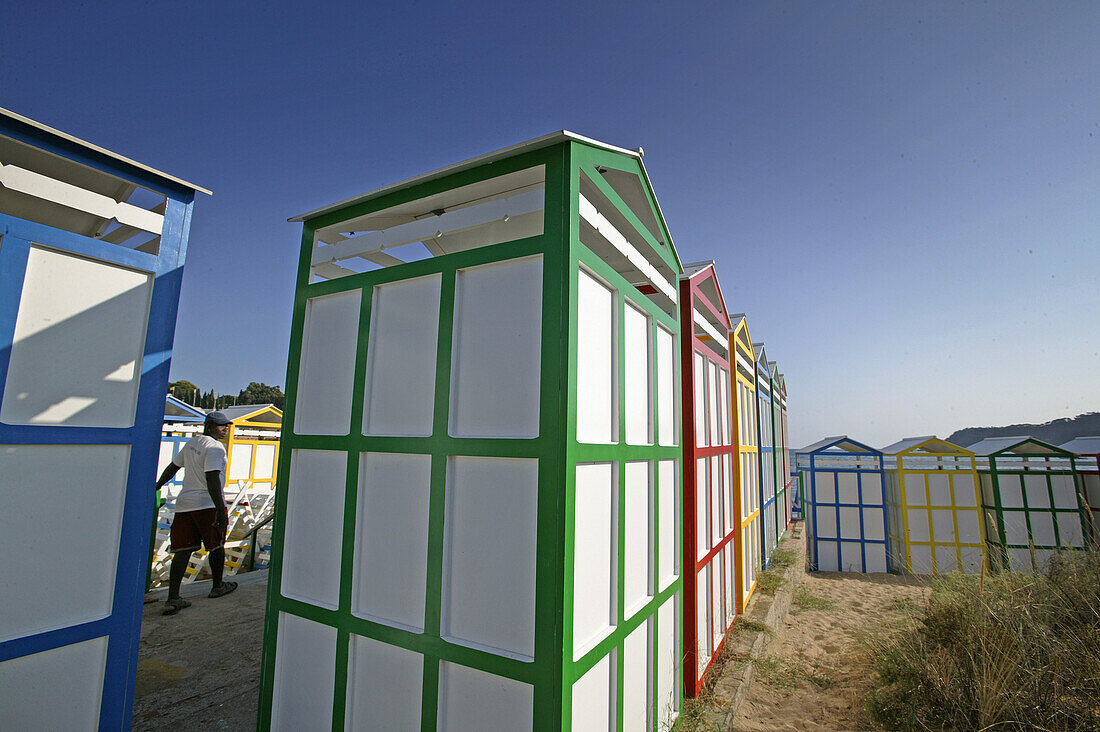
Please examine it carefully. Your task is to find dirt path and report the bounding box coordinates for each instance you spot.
[732,571,930,731]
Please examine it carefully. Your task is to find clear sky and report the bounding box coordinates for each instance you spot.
[3,1,1097,449]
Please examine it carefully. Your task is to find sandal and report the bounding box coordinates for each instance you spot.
[208,580,238,599]
[162,598,191,615]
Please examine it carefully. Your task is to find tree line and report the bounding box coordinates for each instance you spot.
[168,380,285,410]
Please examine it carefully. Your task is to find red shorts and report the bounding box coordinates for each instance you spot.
[170,507,228,553]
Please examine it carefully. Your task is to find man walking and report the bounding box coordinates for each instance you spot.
[154,410,239,614]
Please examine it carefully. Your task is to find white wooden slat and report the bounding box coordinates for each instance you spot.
[578,193,676,301]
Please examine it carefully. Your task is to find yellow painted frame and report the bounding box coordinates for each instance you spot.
[223,405,282,497]
[884,438,988,575]
[729,316,760,612]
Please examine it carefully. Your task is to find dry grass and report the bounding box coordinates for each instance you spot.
[864,550,1100,731]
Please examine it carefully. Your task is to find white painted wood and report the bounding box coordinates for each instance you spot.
[839,507,861,537]
[907,510,931,542]
[346,635,422,731]
[271,613,336,731]
[295,290,361,435]
[576,268,616,444]
[711,455,722,544]
[0,445,128,643]
[928,474,951,506]
[904,473,926,505]
[1056,511,1085,546]
[999,480,1025,508]
[693,354,707,448]
[1003,512,1029,545]
[815,507,837,539]
[816,473,835,504]
[865,543,888,573]
[353,452,431,631]
[442,457,538,660]
[624,461,652,616]
[572,653,614,732]
[624,301,651,445]
[693,308,726,346]
[1,248,151,427]
[229,443,253,480]
[656,326,677,447]
[158,441,175,475]
[450,256,543,438]
[935,546,958,572]
[723,545,735,623]
[282,450,346,610]
[817,541,838,571]
[0,161,164,234]
[254,444,276,480]
[656,597,678,731]
[1007,547,1032,572]
[437,662,533,732]
[862,506,885,541]
[931,509,955,543]
[723,454,734,539]
[578,193,676,301]
[573,462,616,659]
[696,459,709,558]
[363,274,441,436]
[837,472,859,504]
[1024,475,1050,508]
[696,566,709,674]
[707,362,719,447]
[719,368,731,446]
[623,619,650,732]
[657,459,679,589]
[1050,475,1078,509]
[1030,512,1055,545]
[956,510,981,542]
[0,635,107,731]
[711,555,724,648]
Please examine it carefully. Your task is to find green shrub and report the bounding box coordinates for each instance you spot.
[865,551,1100,731]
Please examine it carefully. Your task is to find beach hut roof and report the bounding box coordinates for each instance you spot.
[216,404,283,425]
[1060,436,1100,456]
[967,436,1071,457]
[797,435,880,455]
[164,395,206,423]
[881,436,973,456]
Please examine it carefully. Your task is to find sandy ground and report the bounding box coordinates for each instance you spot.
[732,570,930,732]
[132,570,268,731]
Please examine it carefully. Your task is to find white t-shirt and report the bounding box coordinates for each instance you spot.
[171,434,228,512]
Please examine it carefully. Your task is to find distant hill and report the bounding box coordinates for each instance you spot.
[947,412,1100,448]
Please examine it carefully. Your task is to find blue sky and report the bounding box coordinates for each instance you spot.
[3,1,1097,448]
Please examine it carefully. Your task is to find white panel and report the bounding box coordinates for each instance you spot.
[656,598,678,731]
[363,274,442,436]
[576,268,615,443]
[158,440,175,475]
[295,290,360,435]
[1000,479,1025,508]
[815,507,837,539]
[932,510,956,543]
[960,547,985,574]
[839,507,861,538]
[656,327,677,446]
[282,450,346,610]
[1030,512,1055,545]
[711,555,724,647]
[451,256,543,438]
[254,443,277,480]
[0,636,106,731]
[909,544,934,575]
[346,635,422,731]
[956,510,981,543]
[696,459,709,558]
[723,454,734,539]
[707,362,719,447]
[623,620,650,732]
[574,462,616,658]
[271,613,337,731]
[1050,475,1078,509]
[1,247,151,428]
[907,509,930,542]
[353,452,431,631]
[719,369,731,446]
[696,567,709,674]
[228,443,253,480]
[839,541,861,572]
[1007,547,1033,572]
[815,474,836,504]
[980,475,995,505]
[437,662,533,732]
[865,543,888,573]
[816,540,838,571]
[904,473,926,505]
[1003,512,1030,545]
[1024,475,1050,508]
[862,506,885,541]
[0,445,128,642]
[862,473,883,505]
[953,475,978,507]
[1034,549,1055,571]
[624,302,651,445]
[711,456,722,544]
[837,473,859,504]
[723,544,735,623]
[443,457,538,659]
[927,474,950,506]
[1056,511,1085,547]
[693,354,707,448]
[935,545,959,573]
[657,460,678,589]
[624,461,652,615]
[572,653,614,732]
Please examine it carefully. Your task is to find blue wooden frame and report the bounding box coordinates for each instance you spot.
[797,438,890,573]
[0,111,200,731]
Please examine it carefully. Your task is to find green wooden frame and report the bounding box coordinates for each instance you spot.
[258,138,684,731]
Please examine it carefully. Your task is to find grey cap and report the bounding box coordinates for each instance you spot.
[205,411,231,426]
